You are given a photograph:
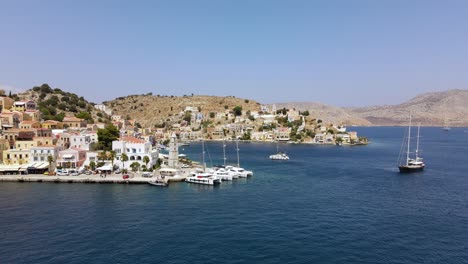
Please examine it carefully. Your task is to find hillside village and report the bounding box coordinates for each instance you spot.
[0,84,367,175]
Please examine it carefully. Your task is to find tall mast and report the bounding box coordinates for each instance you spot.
[416,123,420,159]
[202,138,206,171]
[406,115,412,166]
[236,137,240,168]
[223,138,227,166]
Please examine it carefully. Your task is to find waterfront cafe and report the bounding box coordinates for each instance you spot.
[0,162,49,175]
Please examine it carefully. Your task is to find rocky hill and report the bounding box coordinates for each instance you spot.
[15,84,108,123]
[271,102,372,126]
[104,94,261,127]
[348,89,468,126]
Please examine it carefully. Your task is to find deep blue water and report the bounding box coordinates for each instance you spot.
[1,127,467,264]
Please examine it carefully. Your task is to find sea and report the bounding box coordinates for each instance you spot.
[0,127,467,264]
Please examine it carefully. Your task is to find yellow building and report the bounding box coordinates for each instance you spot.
[34,137,57,146]
[23,110,41,121]
[3,149,30,165]
[63,116,86,128]
[11,101,36,112]
[0,138,10,163]
[19,120,41,129]
[42,120,64,129]
[14,140,37,150]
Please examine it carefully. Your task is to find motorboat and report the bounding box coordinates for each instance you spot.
[186,172,221,185]
[269,153,289,160]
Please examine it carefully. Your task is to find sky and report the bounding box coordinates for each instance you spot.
[1,0,468,106]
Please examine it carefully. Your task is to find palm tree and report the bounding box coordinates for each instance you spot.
[143,156,150,169]
[47,155,54,174]
[107,150,116,172]
[121,153,128,170]
[98,151,107,163]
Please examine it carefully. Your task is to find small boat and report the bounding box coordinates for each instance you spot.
[148,179,168,187]
[398,115,425,173]
[270,141,289,160]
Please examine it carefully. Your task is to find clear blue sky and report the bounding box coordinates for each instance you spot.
[1,0,468,106]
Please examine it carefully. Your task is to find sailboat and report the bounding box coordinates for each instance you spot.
[443,115,451,131]
[186,138,221,185]
[225,137,253,177]
[269,141,289,160]
[398,115,425,173]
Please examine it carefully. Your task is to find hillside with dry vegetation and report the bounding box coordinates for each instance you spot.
[348,89,468,126]
[15,84,108,123]
[104,94,261,127]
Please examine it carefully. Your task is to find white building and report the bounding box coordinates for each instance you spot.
[112,136,159,170]
[94,104,113,116]
[29,145,61,164]
[70,134,92,150]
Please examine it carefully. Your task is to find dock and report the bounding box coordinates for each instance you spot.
[0,169,193,185]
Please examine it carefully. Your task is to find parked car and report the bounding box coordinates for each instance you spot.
[57,170,69,176]
[114,169,121,174]
[141,172,152,178]
[122,174,130,179]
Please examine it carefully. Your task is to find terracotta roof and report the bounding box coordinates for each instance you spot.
[43,120,62,124]
[121,136,145,144]
[20,121,39,124]
[63,116,84,122]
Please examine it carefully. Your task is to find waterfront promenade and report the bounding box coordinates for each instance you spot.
[0,170,192,184]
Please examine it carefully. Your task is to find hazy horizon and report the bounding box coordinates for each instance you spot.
[2,0,468,107]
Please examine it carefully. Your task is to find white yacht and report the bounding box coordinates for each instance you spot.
[269,153,290,160]
[211,168,233,181]
[226,165,251,178]
[186,172,221,185]
[270,141,289,160]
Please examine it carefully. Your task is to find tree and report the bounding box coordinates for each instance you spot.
[107,150,116,172]
[143,156,150,168]
[130,162,140,172]
[209,112,215,118]
[47,155,54,174]
[233,106,243,116]
[97,124,119,150]
[121,153,128,170]
[76,112,93,123]
[241,131,251,140]
[98,151,108,162]
[89,161,96,171]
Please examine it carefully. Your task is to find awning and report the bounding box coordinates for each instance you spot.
[96,165,112,171]
[62,154,74,159]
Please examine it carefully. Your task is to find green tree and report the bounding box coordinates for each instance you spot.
[89,161,96,171]
[143,156,150,168]
[97,124,119,150]
[76,112,93,123]
[233,106,243,116]
[130,162,140,172]
[121,153,128,170]
[209,112,215,118]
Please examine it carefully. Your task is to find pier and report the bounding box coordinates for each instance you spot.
[0,168,194,185]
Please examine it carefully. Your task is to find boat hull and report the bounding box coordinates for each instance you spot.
[398,165,424,173]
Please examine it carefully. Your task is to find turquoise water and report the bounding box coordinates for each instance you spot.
[0,127,467,263]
